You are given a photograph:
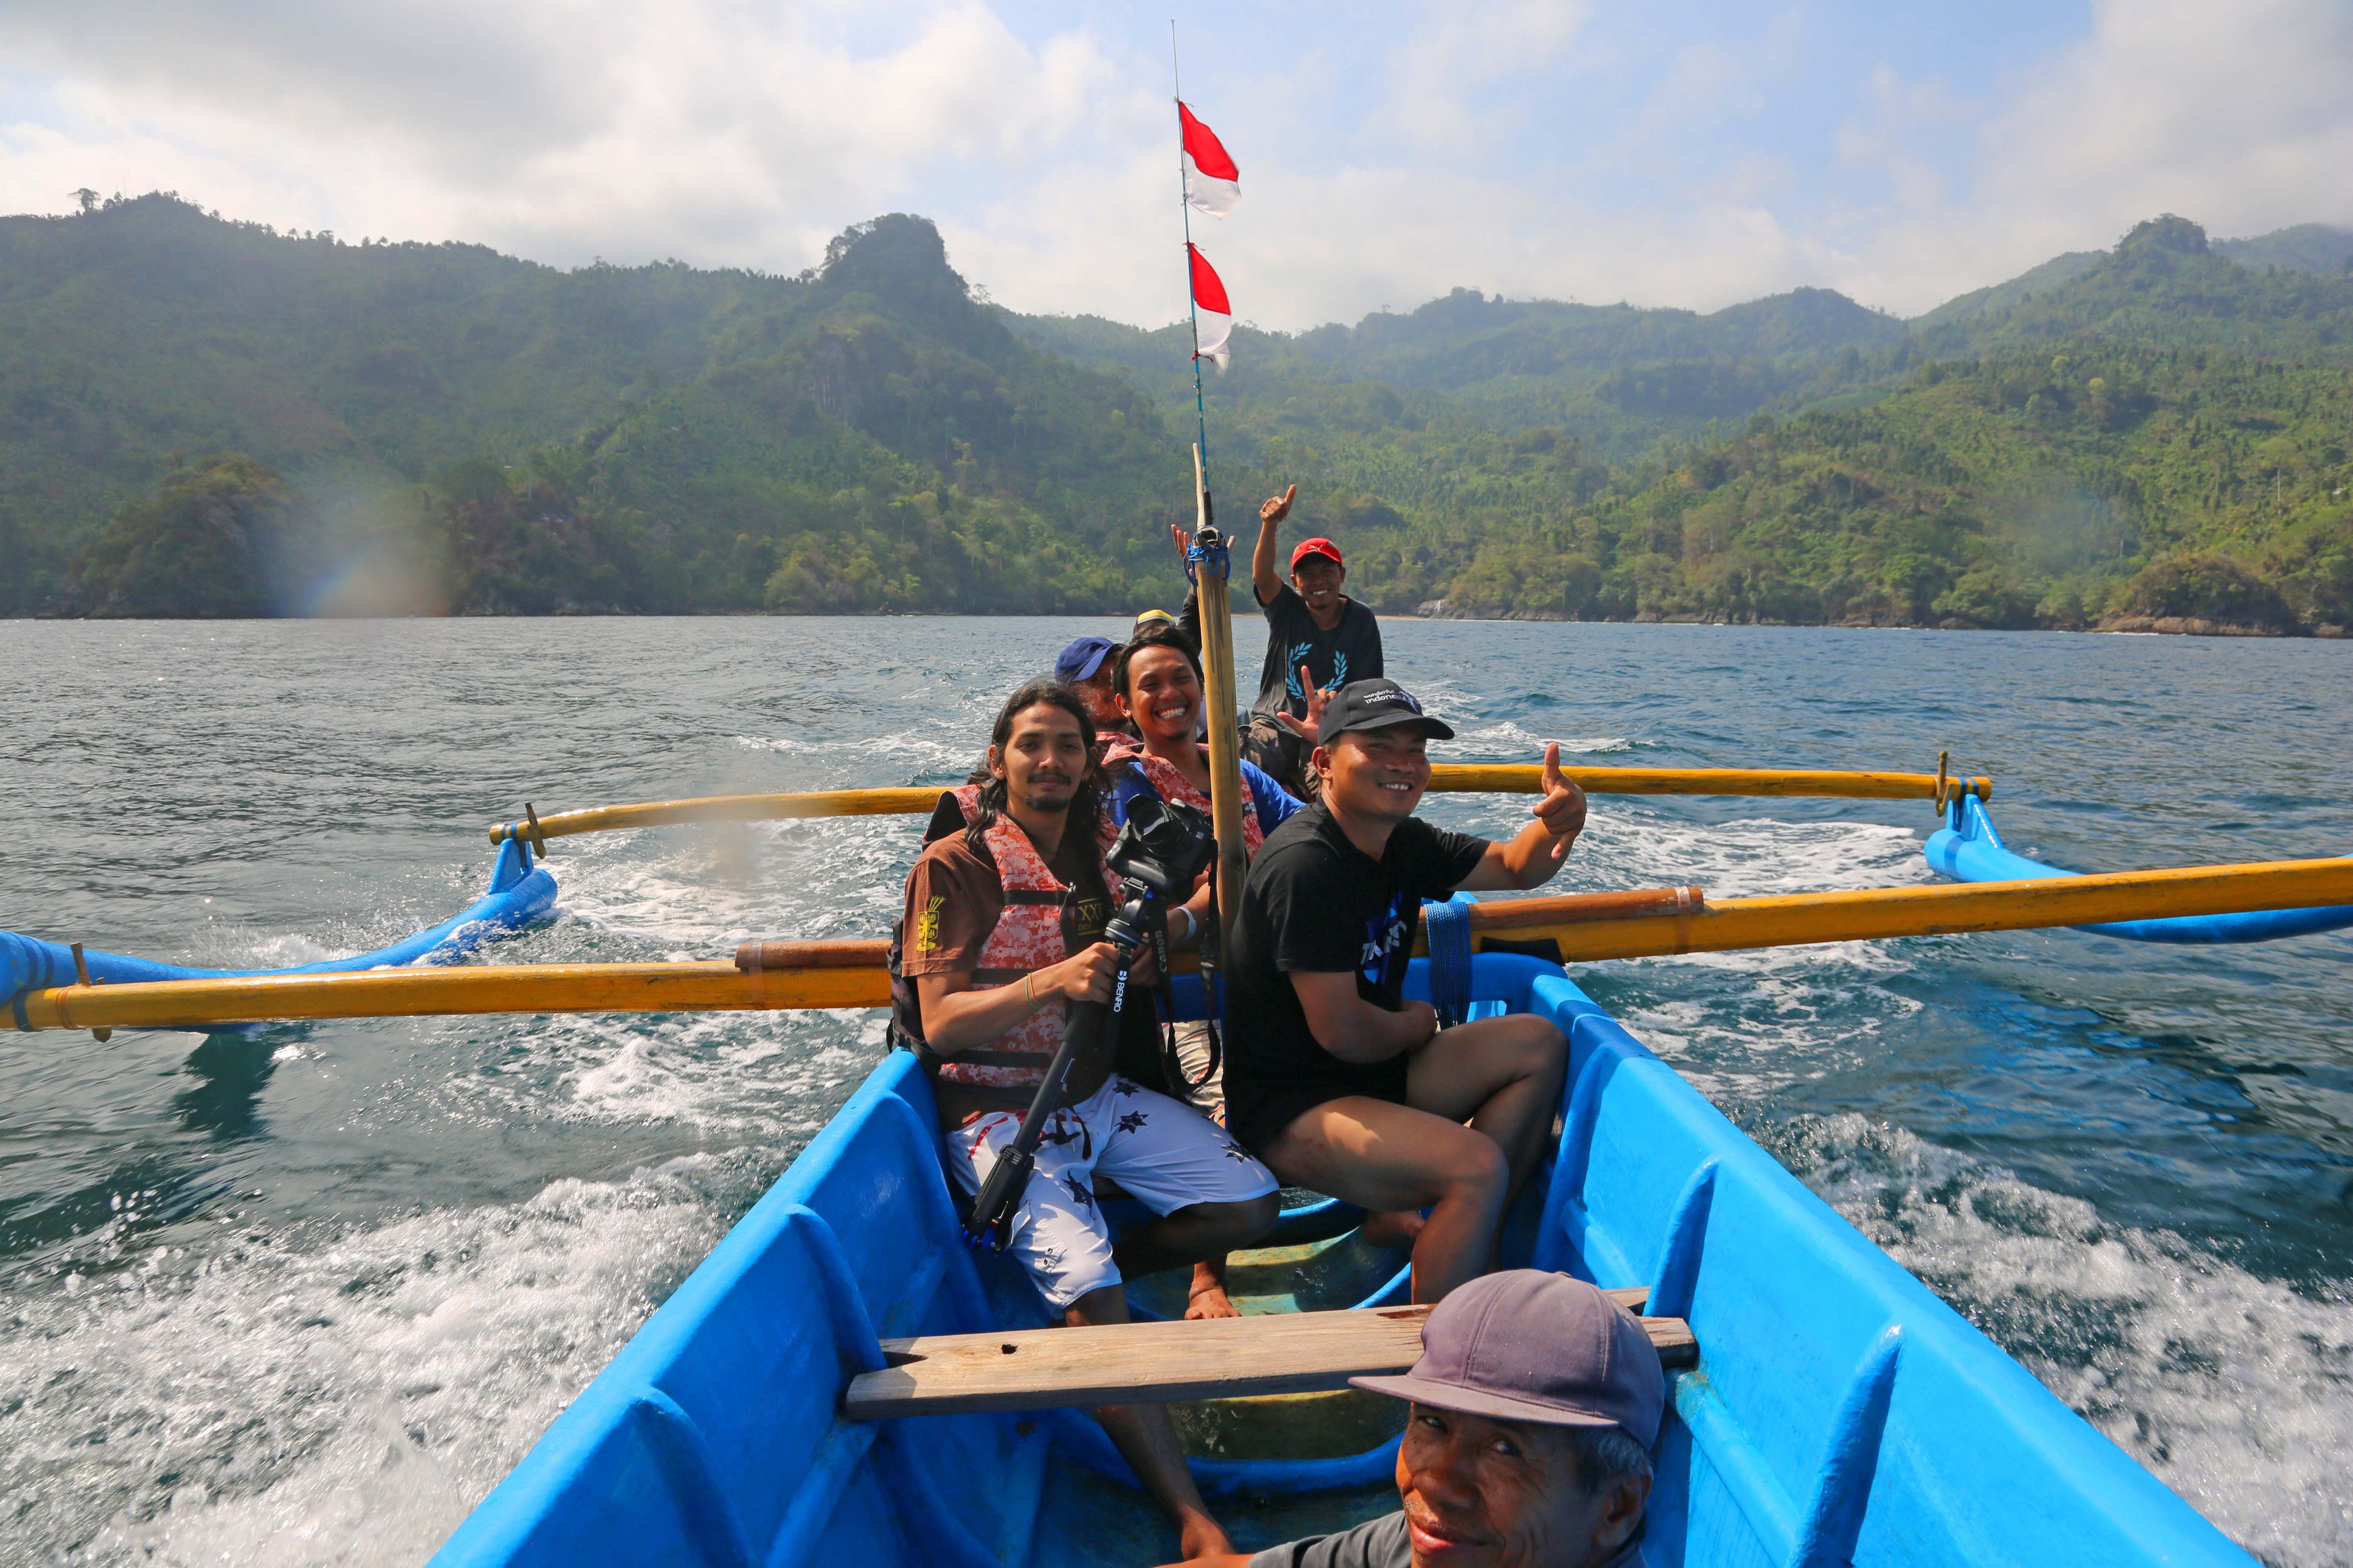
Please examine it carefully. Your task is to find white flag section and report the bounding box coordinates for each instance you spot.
[1179,102,1241,219]
[1189,244,1233,369]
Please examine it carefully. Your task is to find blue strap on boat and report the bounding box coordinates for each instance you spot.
[9,986,29,1032]
[1424,898,1473,1029]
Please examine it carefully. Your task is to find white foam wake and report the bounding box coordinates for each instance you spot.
[1,1153,771,1567]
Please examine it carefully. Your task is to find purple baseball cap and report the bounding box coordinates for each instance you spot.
[1351,1271,1665,1446]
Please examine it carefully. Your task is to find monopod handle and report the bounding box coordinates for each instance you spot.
[961,897,1158,1248]
[964,994,1117,1246]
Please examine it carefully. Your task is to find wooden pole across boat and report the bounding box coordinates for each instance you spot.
[487,767,1993,844]
[18,856,2350,1033]
[1460,855,2353,961]
[1187,443,1251,955]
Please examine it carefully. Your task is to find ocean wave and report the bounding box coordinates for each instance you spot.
[0,1152,776,1567]
[1761,1114,2353,1567]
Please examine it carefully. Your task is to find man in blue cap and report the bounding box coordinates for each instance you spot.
[1056,635,1126,736]
[1160,1270,1664,1568]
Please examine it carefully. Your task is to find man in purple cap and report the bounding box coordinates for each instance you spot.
[1160,1270,1662,1568]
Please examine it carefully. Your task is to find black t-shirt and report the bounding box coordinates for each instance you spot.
[1222,802,1487,1153]
[1251,584,1384,721]
[1179,582,1385,721]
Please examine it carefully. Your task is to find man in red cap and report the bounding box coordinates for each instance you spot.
[1159,1269,1663,1568]
[1177,485,1384,798]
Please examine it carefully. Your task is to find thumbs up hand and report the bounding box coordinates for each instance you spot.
[1532,742,1587,843]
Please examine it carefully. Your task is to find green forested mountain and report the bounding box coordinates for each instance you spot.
[7,194,2352,631]
[4,199,1188,614]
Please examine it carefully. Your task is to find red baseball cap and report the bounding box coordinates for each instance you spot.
[1290,537,1344,571]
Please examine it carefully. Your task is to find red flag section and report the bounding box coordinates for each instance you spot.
[1178,101,1241,218]
[1187,244,1233,369]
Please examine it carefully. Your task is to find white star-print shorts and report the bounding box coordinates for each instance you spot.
[945,1075,1276,1311]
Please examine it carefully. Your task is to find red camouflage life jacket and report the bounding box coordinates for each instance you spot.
[1102,741,1263,858]
[907,784,1124,1094]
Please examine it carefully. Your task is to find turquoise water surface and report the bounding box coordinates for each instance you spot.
[2,617,2348,1566]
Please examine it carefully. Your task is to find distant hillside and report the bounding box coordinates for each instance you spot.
[1,199,1185,614]
[6,195,2352,631]
[1424,339,2353,633]
[1017,284,1909,455]
[1912,216,2353,362]
[1911,250,2106,329]
[2213,224,2353,275]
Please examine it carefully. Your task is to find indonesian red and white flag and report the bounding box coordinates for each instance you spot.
[1188,244,1233,369]
[1179,102,1240,219]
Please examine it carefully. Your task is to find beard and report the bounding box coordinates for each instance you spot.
[1016,781,1075,813]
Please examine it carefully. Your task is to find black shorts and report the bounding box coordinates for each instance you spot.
[1225,1057,1411,1158]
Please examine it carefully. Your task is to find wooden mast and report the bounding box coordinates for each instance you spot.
[1190,442,1250,955]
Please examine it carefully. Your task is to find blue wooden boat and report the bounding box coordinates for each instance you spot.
[2,836,555,1024]
[1926,792,2353,943]
[429,944,2256,1567]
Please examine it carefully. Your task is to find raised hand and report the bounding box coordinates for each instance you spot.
[1532,741,1587,843]
[1274,665,1333,739]
[1260,484,1297,528]
[1171,523,1191,559]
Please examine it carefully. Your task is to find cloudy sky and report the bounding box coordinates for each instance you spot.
[5,1,2350,329]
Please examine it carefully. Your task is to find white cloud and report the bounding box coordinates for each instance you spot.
[0,0,1128,272]
[2,0,2348,330]
[1380,0,1591,156]
[1829,0,2353,312]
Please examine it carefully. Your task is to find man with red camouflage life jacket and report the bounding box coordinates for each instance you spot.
[895,676,1279,1562]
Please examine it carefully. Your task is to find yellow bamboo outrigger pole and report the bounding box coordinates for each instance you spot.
[19,856,2352,1034]
[487,767,1993,845]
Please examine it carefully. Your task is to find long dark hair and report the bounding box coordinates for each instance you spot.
[965,677,1106,856]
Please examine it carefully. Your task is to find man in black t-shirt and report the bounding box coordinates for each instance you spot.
[1224,679,1588,1304]
[1178,484,1383,797]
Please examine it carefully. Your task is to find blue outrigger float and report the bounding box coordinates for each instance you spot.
[431,940,2258,1567]
[1,836,554,1017]
[1928,792,2353,944]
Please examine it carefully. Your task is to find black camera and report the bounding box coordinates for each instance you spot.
[1104,795,1217,909]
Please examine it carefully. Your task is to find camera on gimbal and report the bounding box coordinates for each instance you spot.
[1104,795,1217,915]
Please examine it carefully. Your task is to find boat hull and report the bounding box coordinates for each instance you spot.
[430,952,2251,1567]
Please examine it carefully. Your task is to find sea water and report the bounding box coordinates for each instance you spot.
[2,617,2348,1566]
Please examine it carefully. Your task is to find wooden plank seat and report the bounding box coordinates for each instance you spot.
[842,1288,1696,1419]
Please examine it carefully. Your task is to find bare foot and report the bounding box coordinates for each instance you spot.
[1357,1209,1426,1251]
[1186,1259,1241,1320]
